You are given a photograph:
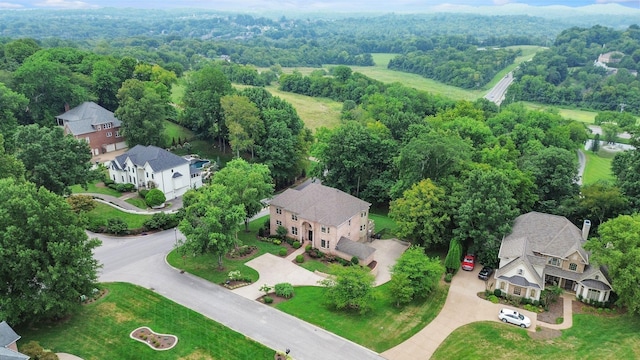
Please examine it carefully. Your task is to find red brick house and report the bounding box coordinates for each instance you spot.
[56,102,127,156]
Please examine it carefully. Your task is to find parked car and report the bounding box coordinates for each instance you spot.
[498,308,531,328]
[461,254,475,271]
[478,266,494,280]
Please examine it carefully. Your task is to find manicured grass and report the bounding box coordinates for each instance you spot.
[125,196,148,210]
[70,181,122,197]
[171,139,234,168]
[88,203,151,229]
[431,313,640,360]
[167,216,285,284]
[369,210,398,239]
[297,259,332,274]
[582,150,616,185]
[17,282,273,360]
[170,78,186,105]
[163,119,194,144]
[522,102,598,124]
[276,283,449,352]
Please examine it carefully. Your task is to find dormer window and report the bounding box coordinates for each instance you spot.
[548,257,561,267]
[291,214,297,221]
[595,275,599,280]
[569,263,577,271]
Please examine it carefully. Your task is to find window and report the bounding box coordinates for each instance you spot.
[105,122,112,129]
[500,282,505,290]
[115,131,121,137]
[360,225,364,231]
[321,239,329,249]
[291,214,298,221]
[106,132,112,137]
[530,289,536,298]
[321,226,326,233]
[513,287,522,296]
[587,289,601,301]
[548,257,561,266]
[85,137,90,143]
[595,275,600,280]
[291,227,298,235]
[146,172,149,178]
[361,211,366,217]
[517,269,523,275]
[151,173,154,179]
[96,125,102,130]
[276,208,282,215]
[276,220,282,226]
[569,263,578,271]
[348,219,351,226]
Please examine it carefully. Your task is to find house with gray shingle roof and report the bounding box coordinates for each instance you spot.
[108,145,203,199]
[269,182,376,264]
[56,102,126,157]
[0,321,29,360]
[495,212,612,303]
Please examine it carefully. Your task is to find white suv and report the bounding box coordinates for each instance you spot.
[498,308,531,328]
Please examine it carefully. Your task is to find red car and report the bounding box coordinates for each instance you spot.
[461,254,475,271]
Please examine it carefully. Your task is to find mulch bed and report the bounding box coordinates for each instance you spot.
[537,298,563,324]
[82,288,109,305]
[257,292,292,306]
[130,326,178,350]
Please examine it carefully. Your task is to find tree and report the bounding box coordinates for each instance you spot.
[444,238,463,272]
[579,181,628,226]
[391,246,444,299]
[66,194,97,213]
[179,184,245,268]
[612,149,640,210]
[388,272,414,307]
[591,133,601,153]
[601,123,620,144]
[145,188,166,208]
[0,82,28,149]
[319,265,376,314]
[584,214,640,314]
[0,178,100,325]
[2,38,40,71]
[389,179,450,247]
[14,125,95,195]
[115,79,167,147]
[0,134,25,182]
[212,158,274,231]
[92,59,120,111]
[220,95,263,158]
[453,168,519,267]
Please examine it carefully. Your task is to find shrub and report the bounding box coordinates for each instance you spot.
[292,241,301,249]
[103,178,115,186]
[278,248,287,256]
[276,225,288,239]
[263,296,274,304]
[524,304,539,313]
[305,244,312,252]
[351,256,359,265]
[488,295,499,304]
[272,239,282,245]
[66,195,97,213]
[493,289,502,297]
[296,254,304,263]
[115,183,127,192]
[258,227,265,237]
[143,212,177,230]
[228,270,243,281]
[106,218,127,235]
[138,189,149,198]
[274,283,294,298]
[444,273,453,283]
[145,188,166,207]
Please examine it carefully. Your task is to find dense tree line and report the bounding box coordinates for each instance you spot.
[506,25,640,115]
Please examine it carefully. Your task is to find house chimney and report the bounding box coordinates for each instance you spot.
[64,103,70,112]
[582,220,591,240]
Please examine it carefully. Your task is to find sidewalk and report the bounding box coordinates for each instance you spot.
[84,192,183,214]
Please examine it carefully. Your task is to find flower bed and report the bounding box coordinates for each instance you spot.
[130,326,178,351]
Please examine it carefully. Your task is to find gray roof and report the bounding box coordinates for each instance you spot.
[0,321,20,348]
[497,275,541,289]
[112,145,188,173]
[269,183,370,227]
[0,347,29,360]
[580,279,611,291]
[335,236,376,260]
[56,101,121,136]
[494,256,544,288]
[499,212,588,262]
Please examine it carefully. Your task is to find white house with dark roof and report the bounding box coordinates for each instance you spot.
[269,182,376,265]
[495,212,612,303]
[56,101,126,156]
[0,321,29,360]
[109,145,202,199]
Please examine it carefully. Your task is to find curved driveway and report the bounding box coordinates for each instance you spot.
[92,230,384,360]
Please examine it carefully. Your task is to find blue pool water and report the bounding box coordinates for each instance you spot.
[190,159,211,170]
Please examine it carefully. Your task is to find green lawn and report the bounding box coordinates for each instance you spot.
[125,196,148,210]
[88,203,151,229]
[167,216,287,284]
[17,282,273,360]
[582,150,616,185]
[163,119,194,144]
[276,283,449,352]
[297,258,333,274]
[70,181,122,197]
[369,209,398,239]
[431,313,640,360]
[522,102,599,124]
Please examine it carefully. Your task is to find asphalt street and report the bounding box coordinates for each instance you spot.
[92,230,384,360]
[484,72,514,105]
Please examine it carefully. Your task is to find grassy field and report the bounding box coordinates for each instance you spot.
[369,207,399,239]
[582,150,616,185]
[163,119,194,144]
[88,203,151,229]
[431,313,640,360]
[522,102,599,124]
[125,196,148,209]
[276,283,449,352]
[18,282,273,360]
[70,181,122,197]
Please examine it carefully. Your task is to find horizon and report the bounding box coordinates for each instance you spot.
[2,0,640,11]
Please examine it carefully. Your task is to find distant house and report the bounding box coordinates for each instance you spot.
[56,101,127,156]
[0,321,29,360]
[269,182,376,265]
[495,212,612,303]
[597,51,624,64]
[108,145,203,199]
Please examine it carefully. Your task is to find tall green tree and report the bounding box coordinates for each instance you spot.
[612,149,640,211]
[91,59,120,111]
[179,184,245,268]
[115,79,167,147]
[391,246,444,299]
[0,134,24,181]
[0,178,100,326]
[14,125,95,195]
[584,214,640,314]
[221,95,263,158]
[212,158,274,231]
[579,181,629,226]
[2,38,40,71]
[389,179,450,247]
[319,265,376,314]
[444,238,463,272]
[453,168,519,267]
[0,82,28,150]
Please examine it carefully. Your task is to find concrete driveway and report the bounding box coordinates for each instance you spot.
[382,266,538,360]
[370,239,410,285]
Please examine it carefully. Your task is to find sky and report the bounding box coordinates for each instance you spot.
[0,0,639,10]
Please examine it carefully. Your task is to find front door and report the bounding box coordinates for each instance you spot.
[308,230,313,241]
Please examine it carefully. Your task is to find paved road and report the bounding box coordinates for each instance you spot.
[577,149,586,185]
[92,230,384,360]
[484,72,514,106]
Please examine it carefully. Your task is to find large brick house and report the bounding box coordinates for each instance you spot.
[495,212,612,303]
[56,101,127,156]
[269,182,376,265]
